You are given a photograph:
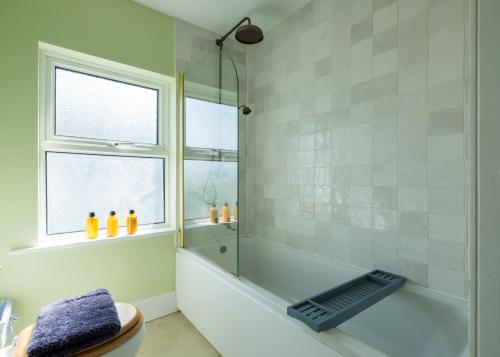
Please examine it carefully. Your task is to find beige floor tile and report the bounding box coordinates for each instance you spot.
[137,312,220,357]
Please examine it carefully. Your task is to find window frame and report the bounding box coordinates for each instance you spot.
[183,82,238,163]
[38,42,176,241]
[182,81,239,223]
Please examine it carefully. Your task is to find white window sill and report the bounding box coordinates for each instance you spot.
[9,226,177,256]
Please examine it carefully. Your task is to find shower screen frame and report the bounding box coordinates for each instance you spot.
[177,48,241,276]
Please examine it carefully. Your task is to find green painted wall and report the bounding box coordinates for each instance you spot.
[0,0,176,330]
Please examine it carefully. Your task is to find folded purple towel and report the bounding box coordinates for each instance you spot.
[27,288,121,357]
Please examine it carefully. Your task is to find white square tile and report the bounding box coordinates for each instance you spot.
[429,187,465,215]
[429,214,465,244]
[373,49,398,77]
[429,134,464,162]
[428,240,465,271]
[398,211,429,240]
[350,165,372,186]
[398,238,428,263]
[351,59,372,85]
[333,146,351,165]
[398,258,428,286]
[373,186,397,209]
[332,166,351,186]
[351,38,372,64]
[372,118,397,143]
[399,188,428,211]
[350,144,372,165]
[373,208,397,231]
[398,162,428,187]
[351,124,372,145]
[351,207,373,228]
[373,2,397,34]
[428,264,465,298]
[333,128,351,146]
[428,161,465,187]
[373,164,397,186]
[351,187,373,207]
[373,142,397,163]
[399,0,428,21]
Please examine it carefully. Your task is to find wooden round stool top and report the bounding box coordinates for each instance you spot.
[14,303,144,357]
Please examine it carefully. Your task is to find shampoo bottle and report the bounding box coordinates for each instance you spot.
[233,201,238,221]
[107,210,119,237]
[210,204,219,224]
[126,209,138,235]
[222,202,230,223]
[86,212,98,239]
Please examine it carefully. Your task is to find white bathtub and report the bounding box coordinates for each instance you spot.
[177,237,468,357]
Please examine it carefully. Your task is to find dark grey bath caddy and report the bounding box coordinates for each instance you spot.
[287,270,406,332]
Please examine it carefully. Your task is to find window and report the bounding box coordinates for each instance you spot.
[39,43,175,240]
[183,95,238,222]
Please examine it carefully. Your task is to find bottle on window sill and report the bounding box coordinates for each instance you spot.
[86,212,98,239]
[126,209,138,235]
[222,202,230,223]
[107,210,119,238]
[210,204,219,224]
[233,201,238,221]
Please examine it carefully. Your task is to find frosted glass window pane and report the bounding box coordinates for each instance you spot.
[185,97,237,150]
[46,152,164,235]
[184,160,237,220]
[55,68,158,144]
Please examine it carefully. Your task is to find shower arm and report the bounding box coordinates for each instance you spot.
[216,17,251,48]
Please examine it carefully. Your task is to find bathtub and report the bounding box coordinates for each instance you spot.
[177,237,468,357]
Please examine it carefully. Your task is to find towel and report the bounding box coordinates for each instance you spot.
[27,288,121,357]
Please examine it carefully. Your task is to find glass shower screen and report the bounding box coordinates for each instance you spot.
[181,48,239,275]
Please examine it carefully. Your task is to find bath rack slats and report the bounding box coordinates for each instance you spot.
[287,270,406,332]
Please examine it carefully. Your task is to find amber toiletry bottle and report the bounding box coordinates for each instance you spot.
[107,210,119,237]
[210,204,219,224]
[222,202,231,223]
[86,212,98,239]
[126,209,138,235]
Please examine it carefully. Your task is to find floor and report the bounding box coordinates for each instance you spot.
[137,312,221,357]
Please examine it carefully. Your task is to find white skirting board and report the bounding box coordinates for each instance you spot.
[134,291,178,322]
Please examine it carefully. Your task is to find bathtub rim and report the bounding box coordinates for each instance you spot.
[188,235,469,310]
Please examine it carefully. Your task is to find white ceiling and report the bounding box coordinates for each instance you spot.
[134,0,310,36]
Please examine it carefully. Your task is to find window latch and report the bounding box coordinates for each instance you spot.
[109,142,136,147]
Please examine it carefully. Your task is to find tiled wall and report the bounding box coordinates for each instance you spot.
[245,0,470,298]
